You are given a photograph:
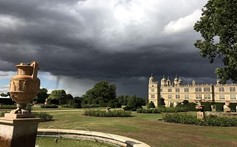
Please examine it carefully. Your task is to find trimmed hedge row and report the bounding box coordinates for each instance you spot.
[33,112,53,121]
[40,104,58,108]
[162,113,237,127]
[136,107,187,113]
[201,102,237,112]
[0,111,53,122]
[84,109,132,117]
[0,98,15,105]
[0,105,17,109]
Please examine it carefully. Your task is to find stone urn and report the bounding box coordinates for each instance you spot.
[9,61,40,115]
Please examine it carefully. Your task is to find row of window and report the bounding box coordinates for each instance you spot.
[166,94,236,100]
[164,87,236,92]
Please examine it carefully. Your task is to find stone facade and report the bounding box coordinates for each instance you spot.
[148,75,237,107]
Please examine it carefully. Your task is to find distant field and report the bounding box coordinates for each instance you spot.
[34,107,237,147]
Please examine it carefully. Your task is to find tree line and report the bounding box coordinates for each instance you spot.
[35,81,146,110]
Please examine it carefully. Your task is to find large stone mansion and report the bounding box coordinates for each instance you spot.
[148,75,237,107]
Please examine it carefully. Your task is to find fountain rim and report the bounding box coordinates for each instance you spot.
[37,128,150,147]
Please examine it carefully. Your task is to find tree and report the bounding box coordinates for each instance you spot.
[194,0,237,83]
[0,93,8,97]
[83,81,116,101]
[124,95,146,111]
[36,88,49,103]
[48,90,67,100]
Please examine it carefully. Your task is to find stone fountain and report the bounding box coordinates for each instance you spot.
[0,61,41,147]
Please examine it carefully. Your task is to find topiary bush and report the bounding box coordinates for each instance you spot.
[84,109,132,117]
[147,101,156,109]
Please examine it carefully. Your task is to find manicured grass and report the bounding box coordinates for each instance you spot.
[34,108,237,147]
[36,137,114,147]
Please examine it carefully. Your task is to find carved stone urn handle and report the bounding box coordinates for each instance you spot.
[31,61,39,80]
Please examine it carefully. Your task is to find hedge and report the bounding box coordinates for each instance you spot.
[201,102,237,112]
[0,105,17,109]
[162,113,237,127]
[33,112,53,121]
[136,107,187,114]
[84,109,132,117]
[0,98,15,105]
[40,104,58,108]
[0,111,53,121]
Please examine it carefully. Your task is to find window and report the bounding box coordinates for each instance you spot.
[230,94,236,99]
[160,89,162,92]
[230,87,236,92]
[152,85,154,87]
[151,89,154,92]
[219,87,224,92]
[185,94,189,99]
[196,94,202,99]
[219,94,225,99]
[195,87,202,92]
[151,95,155,99]
[168,88,172,92]
[175,95,180,99]
[168,95,172,99]
[175,88,180,92]
[204,94,211,99]
[184,88,189,92]
[204,87,210,92]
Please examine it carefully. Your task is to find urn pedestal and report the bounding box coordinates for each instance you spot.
[0,61,41,147]
[0,117,41,147]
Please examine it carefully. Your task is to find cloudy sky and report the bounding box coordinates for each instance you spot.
[0,0,222,97]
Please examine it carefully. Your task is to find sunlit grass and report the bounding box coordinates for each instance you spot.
[34,107,237,147]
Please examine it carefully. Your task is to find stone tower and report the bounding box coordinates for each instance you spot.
[148,75,159,107]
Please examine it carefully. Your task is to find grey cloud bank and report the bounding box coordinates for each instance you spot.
[0,0,220,97]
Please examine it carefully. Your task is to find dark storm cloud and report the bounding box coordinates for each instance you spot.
[0,0,216,97]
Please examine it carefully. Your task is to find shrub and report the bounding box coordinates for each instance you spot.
[201,102,212,111]
[33,112,53,121]
[229,103,237,112]
[187,102,197,111]
[40,104,58,108]
[123,105,137,111]
[162,113,237,127]
[0,98,15,105]
[136,107,187,114]
[147,101,156,109]
[84,109,132,117]
[82,104,100,108]
[163,113,201,125]
[0,105,17,109]
[214,103,225,112]
[0,111,6,117]
[136,108,143,113]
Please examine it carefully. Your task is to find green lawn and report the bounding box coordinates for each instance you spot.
[32,108,237,147]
